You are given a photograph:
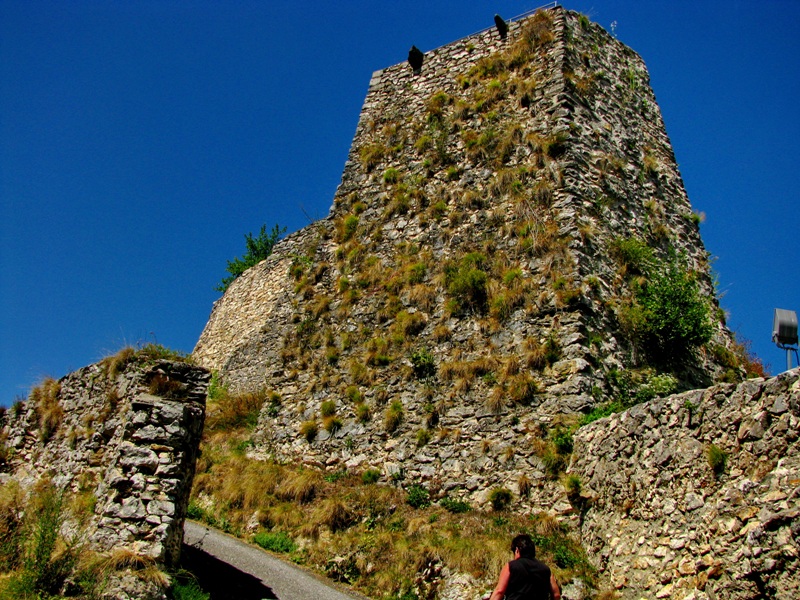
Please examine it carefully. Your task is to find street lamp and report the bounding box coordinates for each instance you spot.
[772,308,799,371]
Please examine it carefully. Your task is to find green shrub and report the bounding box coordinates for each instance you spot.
[320,400,337,418]
[489,487,513,511]
[579,401,625,426]
[551,427,574,455]
[253,530,297,554]
[444,263,488,315]
[634,373,678,403]
[3,484,75,598]
[216,224,285,292]
[439,497,472,514]
[634,260,713,366]
[410,348,436,379]
[406,485,431,509]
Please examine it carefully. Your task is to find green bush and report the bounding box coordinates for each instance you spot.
[2,484,76,599]
[410,348,436,379]
[216,224,285,292]
[551,427,574,455]
[488,487,512,511]
[634,260,712,366]
[634,373,678,403]
[444,260,488,315]
[579,401,625,426]
[406,485,431,509]
[253,530,297,554]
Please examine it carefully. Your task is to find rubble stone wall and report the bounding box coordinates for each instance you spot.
[3,356,209,567]
[571,368,800,600]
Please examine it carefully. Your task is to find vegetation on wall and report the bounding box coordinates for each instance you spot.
[0,478,196,600]
[216,224,286,293]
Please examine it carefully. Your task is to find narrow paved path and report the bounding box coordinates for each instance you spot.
[182,520,369,600]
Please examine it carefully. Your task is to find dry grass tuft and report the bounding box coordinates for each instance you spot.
[313,498,355,533]
[206,389,267,432]
[275,470,320,504]
[100,347,136,378]
[30,377,63,443]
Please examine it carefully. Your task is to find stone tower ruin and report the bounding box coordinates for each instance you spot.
[193,6,739,505]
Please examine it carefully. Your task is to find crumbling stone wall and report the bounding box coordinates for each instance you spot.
[3,355,209,567]
[571,368,800,599]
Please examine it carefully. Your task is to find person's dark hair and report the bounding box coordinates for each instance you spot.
[511,534,536,558]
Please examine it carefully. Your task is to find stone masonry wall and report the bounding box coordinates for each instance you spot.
[194,8,738,513]
[571,368,800,599]
[2,354,209,568]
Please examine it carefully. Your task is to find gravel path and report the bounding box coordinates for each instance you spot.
[182,520,369,600]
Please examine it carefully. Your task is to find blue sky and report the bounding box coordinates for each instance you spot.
[1,1,798,404]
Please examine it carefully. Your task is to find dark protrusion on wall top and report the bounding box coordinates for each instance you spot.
[494,14,508,39]
[408,45,424,74]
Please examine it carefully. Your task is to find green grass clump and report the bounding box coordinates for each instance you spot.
[707,444,727,477]
[439,497,472,514]
[169,577,210,600]
[205,389,267,432]
[382,168,401,184]
[384,400,404,433]
[361,469,381,484]
[253,531,297,554]
[444,262,488,315]
[300,420,319,443]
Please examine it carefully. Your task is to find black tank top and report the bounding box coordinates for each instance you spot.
[505,556,552,599]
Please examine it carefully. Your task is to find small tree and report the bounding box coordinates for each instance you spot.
[635,259,713,366]
[216,224,286,292]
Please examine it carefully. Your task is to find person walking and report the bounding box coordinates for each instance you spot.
[489,534,561,600]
